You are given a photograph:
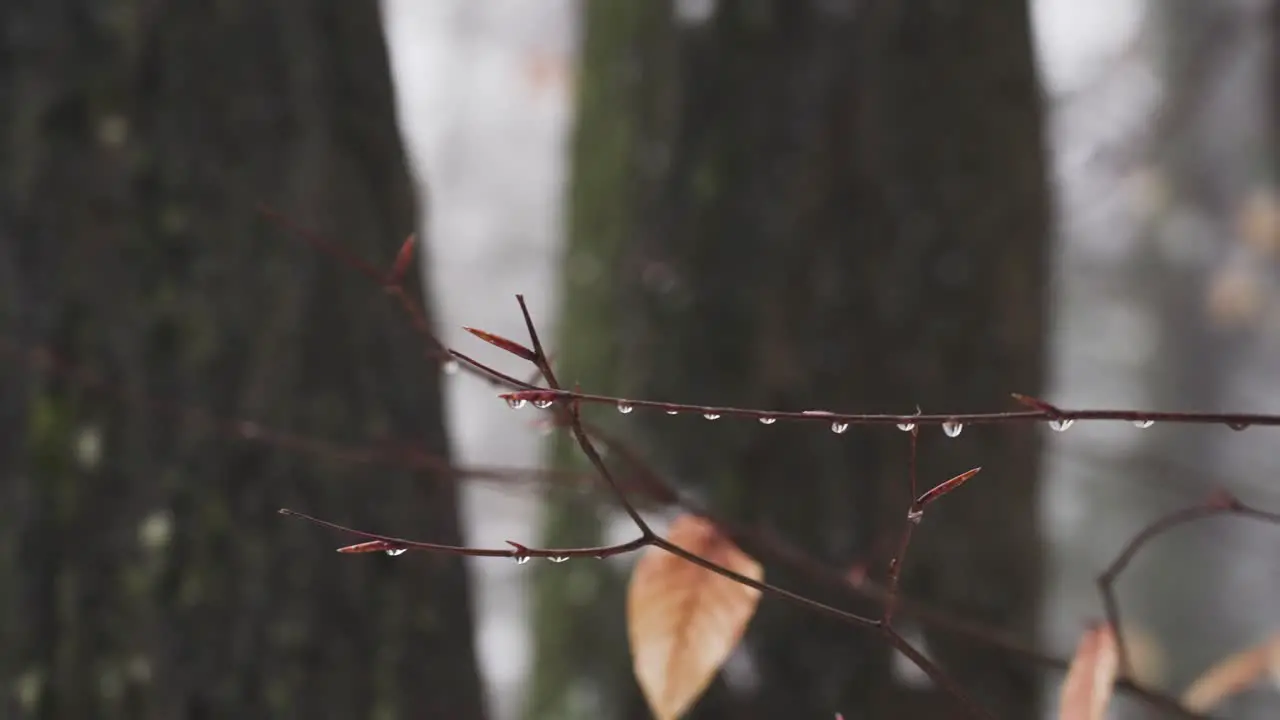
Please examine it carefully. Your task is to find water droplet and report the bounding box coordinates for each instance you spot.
[442,359,460,375]
[617,401,634,414]
[506,396,527,410]
[703,413,721,420]
[896,422,916,432]
[1133,419,1154,429]
[665,408,679,415]
[1229,422,1250,431]
[942,420,963,438]
[759,417,777,425]
[514,555,531,565]
[831,421,849,434]
[532,399,554,409]
[906,508,923,524]
[593,554,606,560]
[1048,418,1074,432]
[385,547,407,557]
[549,556,570,563]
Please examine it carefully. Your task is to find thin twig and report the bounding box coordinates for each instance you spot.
[279,508,648,559]
[498,388,1280,431]
[508,297,990,719]
[882,426,922,626]
[584,419,1201,718]
[1097,490,1280,681]
[513,294,655,538]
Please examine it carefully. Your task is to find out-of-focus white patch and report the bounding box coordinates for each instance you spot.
[674,0,717,25]
[13,668,43,710]
[890,623,935,689]
[138,509,174,551]
[1032,0,1144,95]
[720,643,761,692]
[73,425,103,470]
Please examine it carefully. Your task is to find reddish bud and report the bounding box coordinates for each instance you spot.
[463,327,538,362]
[915,467,982,508]
[385,234,417,286]
[845,563,868,588]
[337,540,403,554]
[1010,393,1062,415]
[1204,488,1241,511]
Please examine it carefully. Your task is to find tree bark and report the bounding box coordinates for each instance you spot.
[535,1,1049,718]
[0,3,486,719]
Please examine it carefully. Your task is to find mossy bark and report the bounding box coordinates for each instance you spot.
[0,3,485,719]
[527,4,671,719]
[535,1,1048,718]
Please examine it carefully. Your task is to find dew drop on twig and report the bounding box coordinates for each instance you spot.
[703,413,721,420]
[617,401,634,414]
[385,548,407,557]
[532,399,554,409]
[942,420,963,438]
[549,556,570,563]
[665,408,679,415]
[1048,418,1074,432]
[506,397,527,410]
[514,555,531,565]
[831,421,849,434]
[1228,422,1250,431]
[896,422,915,432]
[1133,419,1154,429]
[759,417,777,425]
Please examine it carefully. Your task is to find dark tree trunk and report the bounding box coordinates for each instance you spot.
[534,1,1049,719]
[0,3,486,719]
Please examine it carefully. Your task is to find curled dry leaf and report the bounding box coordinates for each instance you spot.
[1058,623,1118,720]
[627,514,763,720]
[1182,630,1280,712]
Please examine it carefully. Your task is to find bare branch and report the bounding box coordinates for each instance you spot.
[1097,490,1280,680]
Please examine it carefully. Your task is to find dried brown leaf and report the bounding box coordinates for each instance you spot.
[627,514,763,720]
[1058,623,1118,720]
[1181,631,1280,712]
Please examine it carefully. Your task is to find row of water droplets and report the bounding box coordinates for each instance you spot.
[513,555,575,564]
[505,397,555,410]
[500,395,1248,435]
[381,547,595,564]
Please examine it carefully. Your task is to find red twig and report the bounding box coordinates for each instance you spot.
[497,388,1280,431]
[585,414,1199,718]
[284,296,996,720]
[882,425,921,626]
[513,295,656,538]
[279,508,647,560]
[0,328,1216,717]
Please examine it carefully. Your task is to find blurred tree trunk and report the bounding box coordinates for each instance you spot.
[0,3,486,719]
[1123,5,1253,714]
[532,1,1048,719]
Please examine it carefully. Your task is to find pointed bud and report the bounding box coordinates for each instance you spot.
[463,327,538,362]
[915,467,982,509]
[385,234,417,287]
[337,540,404,554]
